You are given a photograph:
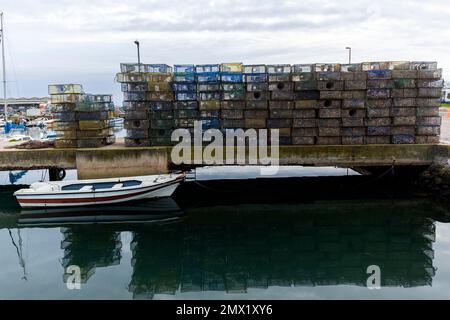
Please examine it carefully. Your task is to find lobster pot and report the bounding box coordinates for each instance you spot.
[120,63,172,73]
[49,85,85,149]
[75,94,114,147]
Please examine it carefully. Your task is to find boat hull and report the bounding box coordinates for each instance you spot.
[15,179,181,208]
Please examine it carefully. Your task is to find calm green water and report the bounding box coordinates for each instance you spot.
[1,190,450,299]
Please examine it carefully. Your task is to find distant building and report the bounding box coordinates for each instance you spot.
[0,97,50,115]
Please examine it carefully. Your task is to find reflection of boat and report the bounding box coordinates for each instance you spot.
[18,197,183,226]
[14,173,185,208]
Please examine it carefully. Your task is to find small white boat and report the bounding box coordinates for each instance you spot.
[14,173,185,208]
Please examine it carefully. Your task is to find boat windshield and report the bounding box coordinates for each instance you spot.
[61,180,142,191]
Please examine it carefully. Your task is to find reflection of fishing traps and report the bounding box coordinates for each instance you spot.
[49,84,83,95]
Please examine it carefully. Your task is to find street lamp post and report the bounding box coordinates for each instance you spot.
[345,47,352,65]
[134,40,141,72]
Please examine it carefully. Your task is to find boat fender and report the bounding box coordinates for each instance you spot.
[57,168,66,181]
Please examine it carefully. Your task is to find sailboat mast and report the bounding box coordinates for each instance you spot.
[0,12,7,121]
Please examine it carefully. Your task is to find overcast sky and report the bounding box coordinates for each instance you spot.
[1,0,449,103]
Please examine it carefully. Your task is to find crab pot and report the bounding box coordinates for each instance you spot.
[221,101,245,110]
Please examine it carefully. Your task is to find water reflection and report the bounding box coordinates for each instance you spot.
[127,202,437,298]
[2,197,447,299]
[61,226,122,284]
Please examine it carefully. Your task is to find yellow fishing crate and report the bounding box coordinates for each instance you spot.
[147,82,172,92]
[145,73,172,83]
[220,62,243,73]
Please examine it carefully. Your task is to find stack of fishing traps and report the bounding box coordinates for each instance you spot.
[49,84,115,148]
[116,61,443,146]
[119,64,174,147]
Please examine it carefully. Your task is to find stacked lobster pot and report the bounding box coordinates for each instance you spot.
[243,65,269,132]
[314,63,346,146]
[173,65,199,136]
[196,64,221,134]
[291,64,319,145]
[119,64,152,147]
[268,64,293,145]
[220,63,245,131]
[391,62,443,144]
[76,94,115,148]
[146,64,175,146]
[49,84,83,148]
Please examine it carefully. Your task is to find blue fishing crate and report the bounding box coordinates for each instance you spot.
[173,73,196,83]
[176,92,198,101]
[367,70,392,79]
[244,74,268,83]
[220,73,243,83]
[172,83,197,92]
[195,64,220,73]
[200,118,221,130]
[174,64,195,73]
[196,72,221,83]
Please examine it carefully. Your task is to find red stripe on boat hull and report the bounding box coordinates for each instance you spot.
[18,188,159,204]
